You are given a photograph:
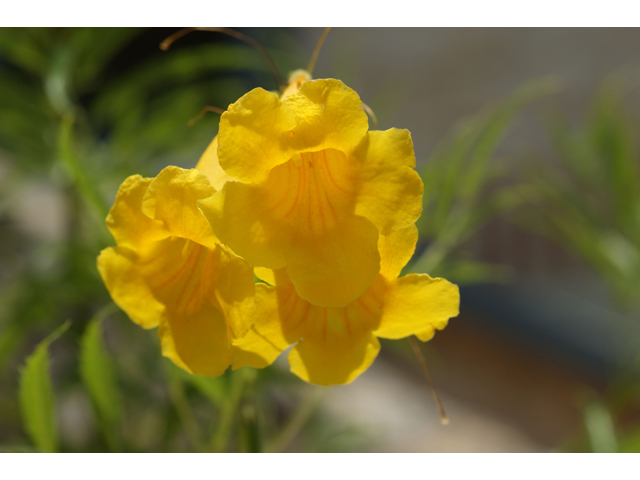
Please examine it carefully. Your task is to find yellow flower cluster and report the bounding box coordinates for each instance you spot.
[98,72,460,386]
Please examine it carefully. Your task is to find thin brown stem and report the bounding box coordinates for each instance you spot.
[362,102,378,129]
[307,27,331,75]
[409,336,449,425]
[187,105,226,127]
[160,27,283,90]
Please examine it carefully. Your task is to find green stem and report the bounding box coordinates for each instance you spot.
[165,365,204,452]
[91,302,119,323]
[211,369,247,452]
[238,403,261,453]
[265,387,327,453]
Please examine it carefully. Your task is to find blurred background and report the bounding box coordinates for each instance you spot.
[1,27,639,453]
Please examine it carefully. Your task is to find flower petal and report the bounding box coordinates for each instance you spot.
[160,305,232,377]
[415,327,438,342]
[288,333,381,386]
[285,213,380,307]
[283,79,369,154]
[198,181,288,270]
[136,238,214,316]
[232,269,386,384]
[378,224,419,280]
[218,88,297,184]
[254,267,276,285]
[97,246,163,329]
[286,271,384,385]
[105,175,168,250]
[195,135,237,190]
[232,269,307,371]
[354,129,423,235]
[211,244,257,340]
[373,274,460,340]
[231,284,289,370]
[157,318,190,372]
[141,166,219,249]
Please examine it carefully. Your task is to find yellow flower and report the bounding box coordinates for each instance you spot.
[230,224,460,386]
[97,166,258,377]
[197,78,424,308]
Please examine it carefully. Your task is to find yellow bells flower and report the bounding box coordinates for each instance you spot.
[197,78,424,308]
[97,166,258,377]
[231,224,460,386]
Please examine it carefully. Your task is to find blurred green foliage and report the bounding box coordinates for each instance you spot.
[408,76,561,283]
[519,74,640,453]
[524,73,640,308]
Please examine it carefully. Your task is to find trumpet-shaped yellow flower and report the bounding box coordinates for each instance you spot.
[231,224,460,386]
[197,78,424,308]
[97,166,259,377]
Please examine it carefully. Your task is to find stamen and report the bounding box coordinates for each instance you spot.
[307,28,332,76]
[361,102,378,129]
[187,105,226,127]
[160,27,283,91]
[409,336,449,425]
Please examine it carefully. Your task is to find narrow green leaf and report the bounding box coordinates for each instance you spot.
[461,76,562,202]
[584,400,618,453]
[57,112,110,221]
[18,321,70,453]
[79,304,121,451]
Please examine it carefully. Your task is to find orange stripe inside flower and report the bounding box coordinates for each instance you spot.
[264,149,354,234]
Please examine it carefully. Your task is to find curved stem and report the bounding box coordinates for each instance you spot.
[187,105,225,127]
[307,28,331,75]
[362,102,378,129]
[160,27,282,91]
[409,336,449,425]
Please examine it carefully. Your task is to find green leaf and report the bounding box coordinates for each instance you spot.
[57,112,110,222]
[79,304,121,451]
[18,320,70,453]
[584,400,618,453]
